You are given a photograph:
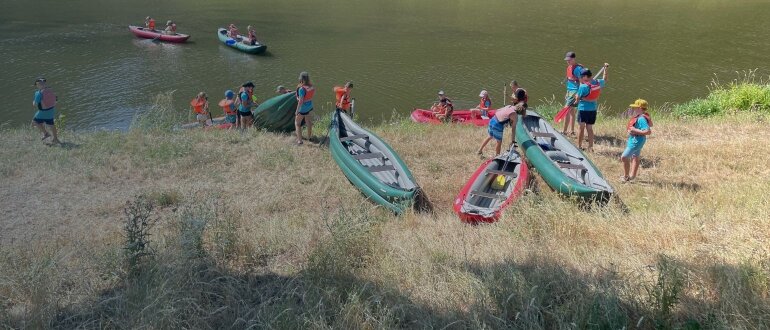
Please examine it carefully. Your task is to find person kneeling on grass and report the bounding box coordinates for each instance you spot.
[191,92,209,127]
[32,77,60,144]
[470,89,492,120]
[477,86,528,156]
[431,90,454,122]
[621,99,652,183]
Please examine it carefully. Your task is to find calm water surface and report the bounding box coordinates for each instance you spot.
[1,0,769,130]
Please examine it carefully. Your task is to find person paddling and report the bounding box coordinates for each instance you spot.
[164,20,177,35]
[477,84,527,156]
[574,65,608,152]
[334,82,354,113]
[31,78,60,144]
[219,90,237,129]
[236,81,256,129]
[145,17,156,31]
[621,99,652,182]
[295,72,315,145]
[190,92,209,128]
[431,90,454,122]
[562,51,585,136]
[470,90,492,120]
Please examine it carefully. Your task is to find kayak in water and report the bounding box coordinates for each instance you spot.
[129,25,190,43]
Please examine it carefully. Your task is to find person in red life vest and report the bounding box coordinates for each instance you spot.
[164,20,177,35]
[219,90,237,129]
[145,17,156,31]
[236,81,257,129]
[477,84,528,156]
[562,51,585,136]
[31,78,60,144]
[573,64,608,152]
[621,99,652,182]
[190,92,209,128]
[470,89,492,120]
[333,82,354,113]
[275,85,292,94]
[431,90,454,122]
[228,24,239,39]
[295,72,315,145]
[244,25,258,45]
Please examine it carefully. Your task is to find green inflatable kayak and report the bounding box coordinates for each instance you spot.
[515,109,614,203]
[217,28,267,54]
[253,92,298,132]
[330,110,418,214]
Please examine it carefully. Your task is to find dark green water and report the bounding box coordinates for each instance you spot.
[2,0,769,130]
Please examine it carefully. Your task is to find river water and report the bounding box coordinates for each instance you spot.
[1,0,769,130]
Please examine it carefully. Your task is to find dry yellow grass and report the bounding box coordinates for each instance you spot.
[0,111,768,328]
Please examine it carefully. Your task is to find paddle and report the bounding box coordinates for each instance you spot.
[350,98,356,116]
[554,64,609,123]
[319,109,339,147]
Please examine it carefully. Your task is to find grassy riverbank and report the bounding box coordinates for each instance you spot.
[2,91,770,328]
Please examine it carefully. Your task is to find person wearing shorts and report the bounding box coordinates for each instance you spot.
[295,72,315,144]
[477,85,527,156]
[238,82,256,129]
[562,51,585,136]
[31,77,60,144]
[621,99,652,182]
[575,65,608,151]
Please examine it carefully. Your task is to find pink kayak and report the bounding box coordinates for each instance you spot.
[411,108,497,127]
[129,25,190,43]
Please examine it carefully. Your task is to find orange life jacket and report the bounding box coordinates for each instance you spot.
[581,80,602,101]
[299,85,315,103]
[566,63,584,83]
[627,113,653,131]
[148,19,156,30]
[219,99,236,115]
[478,96,492,110]
[334,86,351,110]
[38,88,56,110]
[190,97,207,114]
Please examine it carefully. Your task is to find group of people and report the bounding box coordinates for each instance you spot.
[144,17,176,35]
[227,24,259,45]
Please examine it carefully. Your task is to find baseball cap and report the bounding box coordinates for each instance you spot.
[479,90,488,97]
[580,69,593,77]
[438,90,445,95]
[34,77,46,84]
[275,85,285,92]
[629,99,649,109]
[225,90,235,98]
[564,51,576,60]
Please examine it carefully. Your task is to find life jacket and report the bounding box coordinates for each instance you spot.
[334,87,351,110]
[248,31,257,42]
[229,28,239,38]
[190,97,207,114]
[169,24,176,32]
[38,88,56,110]
[512,88,528,106]
[478,96,492,110]
[494,105,518,124]
[581,80,602,102]
[148,19,156,30]
[627,113,653,131]
[235,87,255,106]
[298,85,315,103]
[219,99,236,115]
[566,63,584,83]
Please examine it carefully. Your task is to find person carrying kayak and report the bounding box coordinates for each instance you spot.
[145,17,156,31]
[431,90,454,122]
[574,64,608,152]
[295,71,315,145]
[470,90,492,120]
[191,92,209,128]
[236,81,256,129]
[164,20,177,35]
[621,99,652,183]
[244,25,258,45]
[333,82,354,113]
[219,90,237,129]
[477,85,528,156]
[31,78,60,144]
[562,51,585,136]
[228,24,239,39]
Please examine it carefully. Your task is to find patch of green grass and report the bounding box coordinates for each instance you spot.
[674,70,770,118]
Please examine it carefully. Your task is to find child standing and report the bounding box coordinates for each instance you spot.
[190,92,209,128]
[219,90,237,129]
[621,99,652,182]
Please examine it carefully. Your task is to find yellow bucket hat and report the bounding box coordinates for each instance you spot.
[629,99,648,109]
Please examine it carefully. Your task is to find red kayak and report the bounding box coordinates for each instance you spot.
[129,25,190,43]
[453,150,529,223]
[411,108,497,127]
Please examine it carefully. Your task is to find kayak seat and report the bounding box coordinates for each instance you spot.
[340,134,369,142]
[531,132,556,139]
[470,191,505,200]
[546,151,570,163]
[558,163,587,170]
[353,152,384,160]
[365,165,395,173]
[486,169,518,178]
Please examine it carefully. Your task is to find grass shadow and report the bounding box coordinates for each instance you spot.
[635,179,701,192]
[594,134,626,147]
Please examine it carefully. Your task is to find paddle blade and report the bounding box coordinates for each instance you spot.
[554,106,570,123]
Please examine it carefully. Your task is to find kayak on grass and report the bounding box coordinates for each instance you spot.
[253,92,298,132]
[129,25,190,43]
[515,110,614,203]
[453,150,529,223]
[217,28,267,54]
[411,108,497,127]
[330,110,419,214]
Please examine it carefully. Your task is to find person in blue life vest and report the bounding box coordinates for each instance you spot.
[573,64,608,152]
[236,81,257,129]
[621,99,653,183]
[562,51,585,136]
[31,78,60,144]
[295,72,315,145]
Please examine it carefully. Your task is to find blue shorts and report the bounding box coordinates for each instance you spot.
[33,117,54,125]
[621,142,645,158]
[225,115,237,123]
[487,117,505,141]
[564,90,578,107]
[577,111,596,125]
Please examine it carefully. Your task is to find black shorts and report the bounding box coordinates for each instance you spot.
[577,111,596,125]
[239,111,252,117]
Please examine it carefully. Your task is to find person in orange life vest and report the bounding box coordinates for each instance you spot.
[562,51,585,137]
[145,17,156,31]
[295,72,315,145]
[190,92,209,127]
[244,25,258,45]
[477,85,528,156]
[219,90,237,128]
[31,78,60,144]
[573,64,608,152]
[470,90,492,120]
[228,24,239,39]
[275,85,292,94]
[334,82,354,113]
[621,99,652,183]
[236,81,256,129]
[164,20,176,35]
[431,90,454,122]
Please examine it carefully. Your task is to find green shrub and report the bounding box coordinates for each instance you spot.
[674,71,770,118]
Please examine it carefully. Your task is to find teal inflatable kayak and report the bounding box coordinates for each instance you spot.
[515,109,614,202]
[253,92,298,132]
[217,28,267,54]
[330,110,418,214]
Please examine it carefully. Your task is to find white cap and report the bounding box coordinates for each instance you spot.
[438,90,445,95]
[479,90,488,97]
